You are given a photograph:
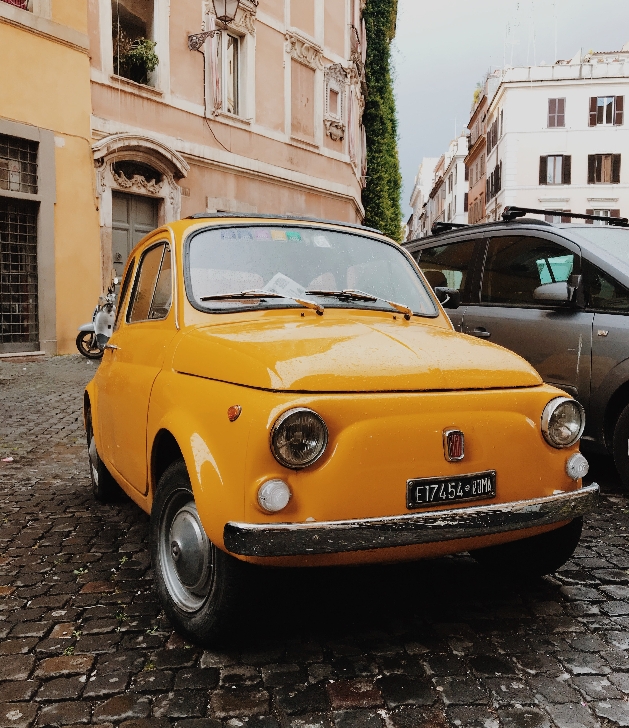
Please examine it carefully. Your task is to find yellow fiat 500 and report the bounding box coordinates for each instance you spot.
[85,214,599,644]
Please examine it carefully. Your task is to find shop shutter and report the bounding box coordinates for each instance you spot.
[612,154,621,184]
[589,97,598,126]
[615,96,624,125]
[587,155,596,184]
[539,156,548,185]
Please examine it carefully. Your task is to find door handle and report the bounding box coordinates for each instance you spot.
[470,328,491,338]
[104,343,119,350]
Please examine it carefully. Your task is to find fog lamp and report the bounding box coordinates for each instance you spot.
[541,397,585,448]
[566,452,589,480]
[257,479,291,512]
[270,408,328,469]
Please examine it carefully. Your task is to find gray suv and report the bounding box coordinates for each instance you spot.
[404,209,629,486]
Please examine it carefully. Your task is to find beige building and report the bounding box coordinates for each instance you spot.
[88,0,368,285]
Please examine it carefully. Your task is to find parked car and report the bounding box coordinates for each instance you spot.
[404,208,629,486]
[85,212,598,645]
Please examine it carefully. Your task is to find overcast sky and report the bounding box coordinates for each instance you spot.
[393,0,629,218]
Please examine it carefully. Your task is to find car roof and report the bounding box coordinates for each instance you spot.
[186,211,383,235]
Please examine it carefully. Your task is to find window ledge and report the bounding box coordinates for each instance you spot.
[110,74,164,98]
[212,111,252,127]
[0,1,89,52]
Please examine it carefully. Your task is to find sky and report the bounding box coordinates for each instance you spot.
[393,0,629,218]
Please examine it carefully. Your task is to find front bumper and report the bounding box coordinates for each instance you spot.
[223,483,599,557]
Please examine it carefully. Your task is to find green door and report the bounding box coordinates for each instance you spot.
[112,192,158,277]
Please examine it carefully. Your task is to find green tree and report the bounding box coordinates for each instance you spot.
[362,0,402,241]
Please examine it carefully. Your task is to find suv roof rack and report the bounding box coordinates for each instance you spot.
[430,221,469,236]
[502,206,629,227]
[186,211,383,235]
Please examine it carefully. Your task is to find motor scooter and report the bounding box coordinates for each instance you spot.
[76,277,118,359]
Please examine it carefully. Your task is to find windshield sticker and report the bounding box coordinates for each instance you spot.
[221,229,238,239]
[271,230,287,241]
[264,272,306,299]
[286,231,302,241]
[313,235,331,248]
[238,230,253,240]
[254,229,272,240]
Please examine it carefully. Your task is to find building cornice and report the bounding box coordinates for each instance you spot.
[0,3,89,54]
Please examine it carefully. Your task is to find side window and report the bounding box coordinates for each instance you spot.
[583,261,629,313]
[127,244,172,323]
[481,236,576,306]
[415,240,478,296]
[113,258,135,332]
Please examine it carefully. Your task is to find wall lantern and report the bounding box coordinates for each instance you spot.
[189,0,256,51]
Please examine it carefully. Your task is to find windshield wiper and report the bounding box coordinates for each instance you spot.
[305,289,412,320]
[200,290,324,315]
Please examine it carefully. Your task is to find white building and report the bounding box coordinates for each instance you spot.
[484,43,629,223]
[407,134,469,239]
[407,157,438,239]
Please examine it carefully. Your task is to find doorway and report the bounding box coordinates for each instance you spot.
[112,192,158,277]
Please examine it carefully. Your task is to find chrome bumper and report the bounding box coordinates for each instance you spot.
[223,483,599,557]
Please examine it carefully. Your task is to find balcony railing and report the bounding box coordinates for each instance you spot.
[1,0,30,9]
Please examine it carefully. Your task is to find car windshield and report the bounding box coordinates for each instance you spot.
[572,227,629,267]
[186,225,437,316]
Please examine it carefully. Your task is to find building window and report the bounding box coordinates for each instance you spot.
[589,96,624,126]
[112,0,157,86]
[585,209,621,225]
[464,192,468,213]
[486,160,502,201]
[0,134,38,194]
[588,154,621,184]
[544,210,571,223]
[224,34,239,115]
[500,109,504,136]
[539,155,571,185]
[211,30,243,116]
[548,98,565,128]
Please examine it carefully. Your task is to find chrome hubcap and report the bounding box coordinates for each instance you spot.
[159,491,213,612]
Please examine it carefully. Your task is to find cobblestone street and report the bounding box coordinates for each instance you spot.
[1,356,629,728]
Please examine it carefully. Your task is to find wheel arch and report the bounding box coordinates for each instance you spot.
[151,428,184,498]
[604,379,629,450]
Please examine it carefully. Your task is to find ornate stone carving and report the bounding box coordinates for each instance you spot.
[202,1,256,34]
[324,119,345,142]
[112,167,163,195]
[285,31,323,70]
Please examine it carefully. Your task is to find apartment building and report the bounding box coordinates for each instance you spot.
[0,0,100,355]
[481,43,629,223]
[407,156,438,239]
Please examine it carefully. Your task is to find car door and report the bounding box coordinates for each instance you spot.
[462,233,593,406]
[412,237,484,331]
[586,259,629,414]
[98,240,177,494]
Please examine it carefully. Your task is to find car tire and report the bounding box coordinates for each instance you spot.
[471,517,583,578]
[76,331,103,359]
[150,459,248,646]
[86,406,119,502]
[612,403,629,489]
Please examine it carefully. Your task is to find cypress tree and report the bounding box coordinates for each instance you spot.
[362,0,402,241]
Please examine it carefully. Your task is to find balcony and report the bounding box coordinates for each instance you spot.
[1,0,30,8]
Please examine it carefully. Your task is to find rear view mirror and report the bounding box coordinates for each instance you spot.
[533,282,570,303]
[434,287,461,309]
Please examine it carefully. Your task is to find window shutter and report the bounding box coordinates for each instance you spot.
[464,192,469,212]
[464,165,469,181]
[611,209,621,218]
[586,208,594,224]
[557,98,565,127]
[615,96,624,125]
[562,155,572,185]
[539,156,548,185]
[589,97,598,126]
[548,98,556,127]
[612,154,622,184]
[587,155,596,184]
[561,211,572,223]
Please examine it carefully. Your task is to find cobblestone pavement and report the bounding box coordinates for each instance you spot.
[1,356,629,728]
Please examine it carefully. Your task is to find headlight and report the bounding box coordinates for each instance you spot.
[270,408,328,469]
[541,397,585,448]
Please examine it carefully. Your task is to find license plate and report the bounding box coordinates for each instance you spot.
[406,470,496,509]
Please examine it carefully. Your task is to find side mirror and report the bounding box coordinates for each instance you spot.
[434,287,461,309]
[533,281,571,303]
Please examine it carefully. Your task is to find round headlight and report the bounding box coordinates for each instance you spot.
[541,397,585,448]
[270,408,328,469]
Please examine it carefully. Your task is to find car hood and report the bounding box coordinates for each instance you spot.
[173,315,542,392]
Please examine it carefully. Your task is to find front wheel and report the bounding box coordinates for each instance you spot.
[150,460,248,646]
[471,518,583,578]
[612,403,629,489]
[76,331,103,359]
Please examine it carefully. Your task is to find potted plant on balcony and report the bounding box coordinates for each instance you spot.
[114,30,159,86]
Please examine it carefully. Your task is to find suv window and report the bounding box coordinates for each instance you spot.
[481,236,576,306]
[583,260,629,313]
[414,239,477,296]
[128,244,172,323]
